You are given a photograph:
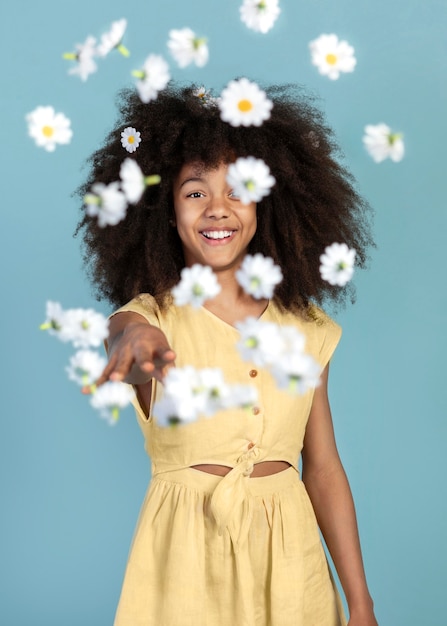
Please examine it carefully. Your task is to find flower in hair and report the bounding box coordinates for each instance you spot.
[90,381,135,424]
[239,0,281,34]
[172,264,221,308]
[63,35,98,81]
[168,28,209,68]
[363,124,404,163]
[226,156,275,204]
[97,18,129,57]
[26,106,72,152]
[309,34,356,80]
[84,182,128,227]
[66,350,107,387]
[119,158,161,204]
[193,86,218,106]
[219,78,272,127]
[121,127,141,153]
[236,253,283,299]
[132,54,171,103]
[319,242,356,286]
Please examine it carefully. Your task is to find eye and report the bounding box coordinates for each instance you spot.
[228,190,240,200]
[187,191,205,198]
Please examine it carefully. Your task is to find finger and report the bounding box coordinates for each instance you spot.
[82,352,120,393]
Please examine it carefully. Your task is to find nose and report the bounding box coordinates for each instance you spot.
[204,194,230,219]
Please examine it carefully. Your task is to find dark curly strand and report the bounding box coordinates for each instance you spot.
[75,82,374,312]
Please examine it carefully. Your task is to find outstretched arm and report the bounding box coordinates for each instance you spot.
[84,311,176,416]
[302,364,378,626]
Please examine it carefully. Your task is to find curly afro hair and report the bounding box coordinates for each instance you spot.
[75,81,374,313]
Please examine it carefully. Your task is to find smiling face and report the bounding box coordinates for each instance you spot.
[172,161,257,272]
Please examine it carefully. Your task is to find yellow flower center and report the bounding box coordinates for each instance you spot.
[325,53,337,65]
[128,135,135,144]
[238,99,253,112]
[42,125,54,137]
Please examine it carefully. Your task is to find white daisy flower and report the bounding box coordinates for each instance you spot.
[120,127,141,153]
[172,264,221,308]
[66,350,107,387]
[57,308,109,349]
[309,33,356,80]
[236,253,282,299]
[97,18,129,57]
[363,123,405,163]
[193,86,217,106]
[63,36,98,82]
[239,0,281,34]
[236,317,284,367]
[40,301,67,337]
[132,54,171,103]
[270,351,321,394]
[153,366,258,426]
[84,182,128,227]
[219,78,273,127]
[26,106,73,152]
[168,28,209,68]
[119,158,161,205]
[226,156,275,205]
[90,381,135,424]
[319,242,356,287]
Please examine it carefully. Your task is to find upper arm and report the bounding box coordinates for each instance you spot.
[302,363,342,477]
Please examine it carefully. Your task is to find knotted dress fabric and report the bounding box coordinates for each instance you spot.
[111,295,346,626]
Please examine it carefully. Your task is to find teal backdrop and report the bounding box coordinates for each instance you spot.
[1,0,446,624]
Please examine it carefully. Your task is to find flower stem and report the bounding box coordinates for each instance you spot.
[117,44,130,57]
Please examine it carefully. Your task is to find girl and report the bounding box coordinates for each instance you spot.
[77,83,378,626]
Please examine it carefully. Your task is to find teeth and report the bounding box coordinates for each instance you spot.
[202,230,233,240]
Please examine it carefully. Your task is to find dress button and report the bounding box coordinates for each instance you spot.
[249,369,258,378]
[252,406,260,415]
[247,442,255,450]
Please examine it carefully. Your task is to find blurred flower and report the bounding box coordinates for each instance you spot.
[319,242,356,286]
[168,28,209,67]
[58,308,109,348]
[97,18,129,57]
[41,303,109,348]
[63,35,98,81]
[239,0,281,34]
[90,381,135,424]
[120,127,141,153]
[153,366,258,426]
[236,317,284,367]
[363,123,405,163]
[236,253,282,299]
[270,351,321,394]
[40,301,67,337]
[172,264,221,308]
[309,33,356,80]
[132,54,171,103]
[26,106,72,152]
[119,158,161,204]
[219,78,273,127]
[66,349,107,386]
[226,156,275,205]
[84,182,128,227]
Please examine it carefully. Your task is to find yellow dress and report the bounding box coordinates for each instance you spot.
[112,295,346,626]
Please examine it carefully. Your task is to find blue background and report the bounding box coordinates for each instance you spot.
[1,0,446,624]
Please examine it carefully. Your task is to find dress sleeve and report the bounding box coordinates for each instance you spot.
[311,307,342,369]
[109,293,161,328]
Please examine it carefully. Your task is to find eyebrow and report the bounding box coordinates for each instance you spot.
[179,176,205,189]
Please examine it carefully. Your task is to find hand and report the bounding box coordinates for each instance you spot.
[83,320,176,393]
[347,606,379,626]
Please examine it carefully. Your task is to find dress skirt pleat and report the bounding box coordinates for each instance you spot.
[114,466,346,626]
